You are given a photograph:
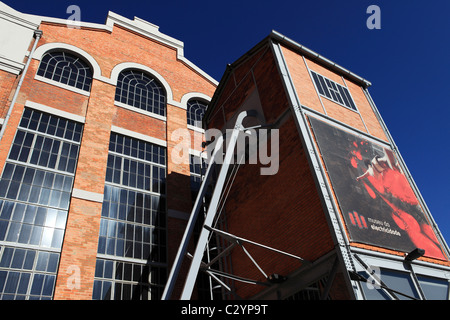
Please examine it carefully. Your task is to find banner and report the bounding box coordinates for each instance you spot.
[309,117,446,260]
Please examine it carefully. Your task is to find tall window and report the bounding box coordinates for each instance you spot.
[93,133,167,300]
[115,70,166,117]
[310,71,357,111]
[187,99,207,128]
[0,108,83,300]
[189,154,205,203]
[37,51,93,92]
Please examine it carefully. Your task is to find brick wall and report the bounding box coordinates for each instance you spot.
[280,45,388,142]
[0,70,18,119]
[205,45,336,299]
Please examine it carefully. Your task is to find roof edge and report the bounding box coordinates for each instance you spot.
[269,30,372,88]
[204,31,372,127]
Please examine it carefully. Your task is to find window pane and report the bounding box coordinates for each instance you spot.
[37,52,92,91]
[380,269,420,300]
[115,69,166,116]
[187,99,207,127]
[93,133,167,300]
[418,275,449,300]
[312,71,357,110]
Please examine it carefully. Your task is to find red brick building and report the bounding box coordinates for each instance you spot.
[175,31,450,300]
[0,2,215,300]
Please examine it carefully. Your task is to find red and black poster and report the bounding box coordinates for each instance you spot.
[309,117,447,260]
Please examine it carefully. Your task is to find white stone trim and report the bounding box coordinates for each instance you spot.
[114,101,167,122]
[189,148,207,158]
[187,124,205,133]
[34,75,91,96]
[0,56,24,74]
[180,92,212,110]
[32,42,103,80]
[111,125,167,147]
[106,12,184,56]
[25,100,86,123]
[110,62,175,105]
[177,57,218,86]
[37,16,113,32]
[72,188,104,203]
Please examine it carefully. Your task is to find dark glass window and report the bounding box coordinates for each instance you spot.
[92,259,166,300]
[417,275,449,300]
[0,246,60,300]
[379,269,420,300]
[189,154,206,203]
[94,133,167,300]
[0,108,82,300]
[37,51,93,92]
[187,99,207,128]
[115,70,166,117]
[310,71,357,110]
[358,269,421,300]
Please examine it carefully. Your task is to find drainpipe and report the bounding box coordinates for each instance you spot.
[0,29,43,143]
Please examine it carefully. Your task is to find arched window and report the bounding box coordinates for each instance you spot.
[115,69,166,117]
[187,99,207,128]
[37,51,93,91]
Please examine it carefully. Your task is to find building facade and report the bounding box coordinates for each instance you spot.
[0,2,216,300]
[175,31,450,300]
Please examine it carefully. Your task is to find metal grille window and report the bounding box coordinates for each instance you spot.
[187,100,207,128]
[189,154,205,200]
[0,247,58,300]
[310,71,357,111]
[37,51,93,92]
[115,69,166,117]
[0,108,82,300]
[94,133,167,300]
[92,258,166,300]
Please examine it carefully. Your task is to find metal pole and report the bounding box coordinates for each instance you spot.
[161,134,225,300]
[179,110,253,300]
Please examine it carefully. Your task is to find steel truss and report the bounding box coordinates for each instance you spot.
[162,110,310,300]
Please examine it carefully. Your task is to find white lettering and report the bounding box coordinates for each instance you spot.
[366,5,381,30]
[181,304,215,317]
[66,265,81,289]
[66,5,81,29]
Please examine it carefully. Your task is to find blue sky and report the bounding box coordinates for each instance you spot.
[4,0,450,246]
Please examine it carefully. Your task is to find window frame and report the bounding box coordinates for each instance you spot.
[353,251,450,300]
[94,132,168,300]
[310,70,358,112]
[114,69,167,119]
[36,51,93,95]
[187,99,208,130]
[0,108,83,300]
